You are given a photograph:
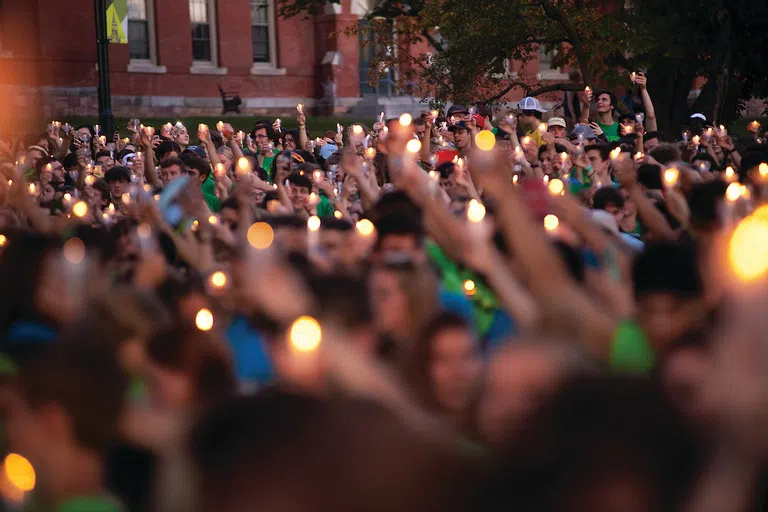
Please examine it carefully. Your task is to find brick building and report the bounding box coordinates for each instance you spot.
[0,0,562,135]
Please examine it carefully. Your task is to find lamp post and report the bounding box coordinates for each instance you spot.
[94,0,114,136]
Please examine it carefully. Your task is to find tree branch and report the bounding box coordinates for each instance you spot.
[527,82,585,97]
[538,0,592,84]
[422,30,444,53]
[478,80,531,104]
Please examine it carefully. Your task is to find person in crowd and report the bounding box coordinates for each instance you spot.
[0,85,767,512]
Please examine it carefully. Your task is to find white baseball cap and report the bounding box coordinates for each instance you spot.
[519,97,547,113]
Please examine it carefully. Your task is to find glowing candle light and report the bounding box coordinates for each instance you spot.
[297,103,304,113]
[463,279,476,296]
[728,215,768,281]
[352,124,364,135]
[336,123,343,134]
[209,271,228,288]
[538,123,547,134]
[365,147,376,160]
[475,130,496,151]
[406,139,422,153]
[429,170,439,181]
[217,121,224,132]
[726,182,742,202]
[4,453,35,492]
[522,136,531,146]
[195,308,214,331]
[356,218,375,236]
[0,234,6,246]
[548,178,564,195]
[72,201,88,218]
[610,147,622,161]
[122,192,131,204]
[237,157,250,175]
[399,113,412,127]
[208,215,218,225]
[584,86,591,94]
[724,166,736,183]
[288,316,322,353]
[431,110,439,120]
[544,214,560,231]
[759,162,768,178]
[378,111,385,123]
[663,167,680,189]
[466,199,486,223]
[63,237,85,265]
[28,183,36,195]
[560,152,569,163]
[247,222,274,249]
[634,152,644,162]
[333,210,343,219]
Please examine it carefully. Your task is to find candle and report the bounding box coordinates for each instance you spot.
[522,136,531,146]
[728,215,768,281]
[199,123,208,133]
[288,316,322,353]
[538,123,548,134]
[584,86,591,94]
[246,222,274,249]
[195,308,214,331]
[308,192,319,206]
[297,103,304,113]
[634,151,644,162]
[215,163,225,177]
[514,145,524,161]
[560,152,569,163]
[356,219,375,236]
[724,166,736,182]
[217,121,225,132]
[548,178,564,195]
[399,113,412,127]
[663,167,679,189]
[143,184,152,192]
[475,130,496,151]
[237,157,250,175]
[378,112,385,124]
[429,170,440,181]
[512,174,519,184]
[0,235,6,247]
[749,121,761,132]
[543,214,559,231]
[336,123,343,134]
[208,215,218,225]
[719,124,727,137]
[692,135,700,149]
[406,139,422,153]
[28,183,37,195]
[352,124,363,135]
[610,147,622,161]
[466,199,486,223]
[463,279,477,296]
[630,72,636,82]
[307,215,321,256]
[72,201,88,218]
[209,271,228,289]
[275,119,282,132]
[431,110,439,120]
[365,147,376,160]
[85,175,95,186]
[333,210,343,219]
[759,162,768,179]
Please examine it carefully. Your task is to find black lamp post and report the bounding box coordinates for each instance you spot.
[94,0,115,136]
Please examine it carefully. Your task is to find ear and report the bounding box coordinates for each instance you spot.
[200,174,207,183]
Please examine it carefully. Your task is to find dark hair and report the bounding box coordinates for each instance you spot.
[76,124,96,137]
[92,178,111,204]
[643,131,667,144]
[436,162,455,179]
[320,217,354,231]
[18,338,128,453]
[596,90,617,109]
[483,376,701,511]
[584,144,612,162]
[307,273,372,330]
[413,117,426,127]
[637,163,663,190]
[34,156,57,177]
[649,144,680,165]
[286,172,312,191]
[95,150,113,161]
[539,143,567,159]
[146,324,236,413]
[522,109,543,120]
[374,211,425,245]
[633,241,702,298]
[220,197,240,212]
[687,180,727,233]
[104,166,131,183]
[691,153,719,172]
[62,152,79,170]
[184,156,212,180]
[251,120,275,141]
[592,186,625,211]
[0,233,61,346]
[156,140,182,161]
[160,157,185,170]
[617,114,635,125]
[553,240,585,283]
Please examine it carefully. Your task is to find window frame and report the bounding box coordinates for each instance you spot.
[127,0,166,74]
[250,0,283,74]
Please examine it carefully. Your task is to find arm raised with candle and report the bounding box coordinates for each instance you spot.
[140,129,163,190]
[614,155,676,242]
[634,73,658,132]
[478,153,619,361]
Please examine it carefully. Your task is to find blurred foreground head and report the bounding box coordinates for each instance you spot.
[190,390,473,512]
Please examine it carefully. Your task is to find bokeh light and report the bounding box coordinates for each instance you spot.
[289,316,323,353]
[247,222,274,249]
[195,308,214,331]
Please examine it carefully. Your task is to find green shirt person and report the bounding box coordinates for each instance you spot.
[594,90,620,142]
[183,157,221,212]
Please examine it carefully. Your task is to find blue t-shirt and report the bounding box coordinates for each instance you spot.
[225,315,274,386]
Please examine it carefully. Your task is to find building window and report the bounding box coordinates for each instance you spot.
[190,0,213,62]
[539,47,554,71]
[128,0,150,60]
[250,0,270,63]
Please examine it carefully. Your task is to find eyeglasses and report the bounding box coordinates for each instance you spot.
[255,134,269,140]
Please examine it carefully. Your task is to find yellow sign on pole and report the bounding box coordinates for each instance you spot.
[106,0,128,44]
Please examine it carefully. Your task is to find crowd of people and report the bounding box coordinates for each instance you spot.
[1,70,768,511]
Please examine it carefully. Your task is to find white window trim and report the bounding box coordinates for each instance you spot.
[537,46,568,81]
[128,0,167,74]
[190,0,227,73]
[250,0,284,74]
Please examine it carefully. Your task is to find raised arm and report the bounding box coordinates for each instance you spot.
[634,73,658,132]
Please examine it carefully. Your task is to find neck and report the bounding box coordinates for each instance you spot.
[597,111,613,124]
[529,119,541,131]
[51,448,106,506]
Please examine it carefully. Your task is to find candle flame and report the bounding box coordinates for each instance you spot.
[544,214,559,231]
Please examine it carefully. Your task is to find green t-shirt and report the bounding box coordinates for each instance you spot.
[261,155,276,182]
[201,175,215,197]
[610,320,655,374]
[317,194,335,217]
[55,496,124,512]
[203,192,221,213]
[598,121,620,142]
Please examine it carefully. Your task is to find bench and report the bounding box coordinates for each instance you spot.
[218,84,242,114]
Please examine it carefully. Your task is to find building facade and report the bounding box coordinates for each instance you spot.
[0,0,561,135]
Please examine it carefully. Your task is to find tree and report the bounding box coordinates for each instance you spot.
[277,0,637,107]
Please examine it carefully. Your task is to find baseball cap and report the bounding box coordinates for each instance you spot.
[448,121,469,133]
[519,97,547,113]
[471,114,485,130]
[548,117,566,128]
[570,124,597,140]
[447,104,469,117]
